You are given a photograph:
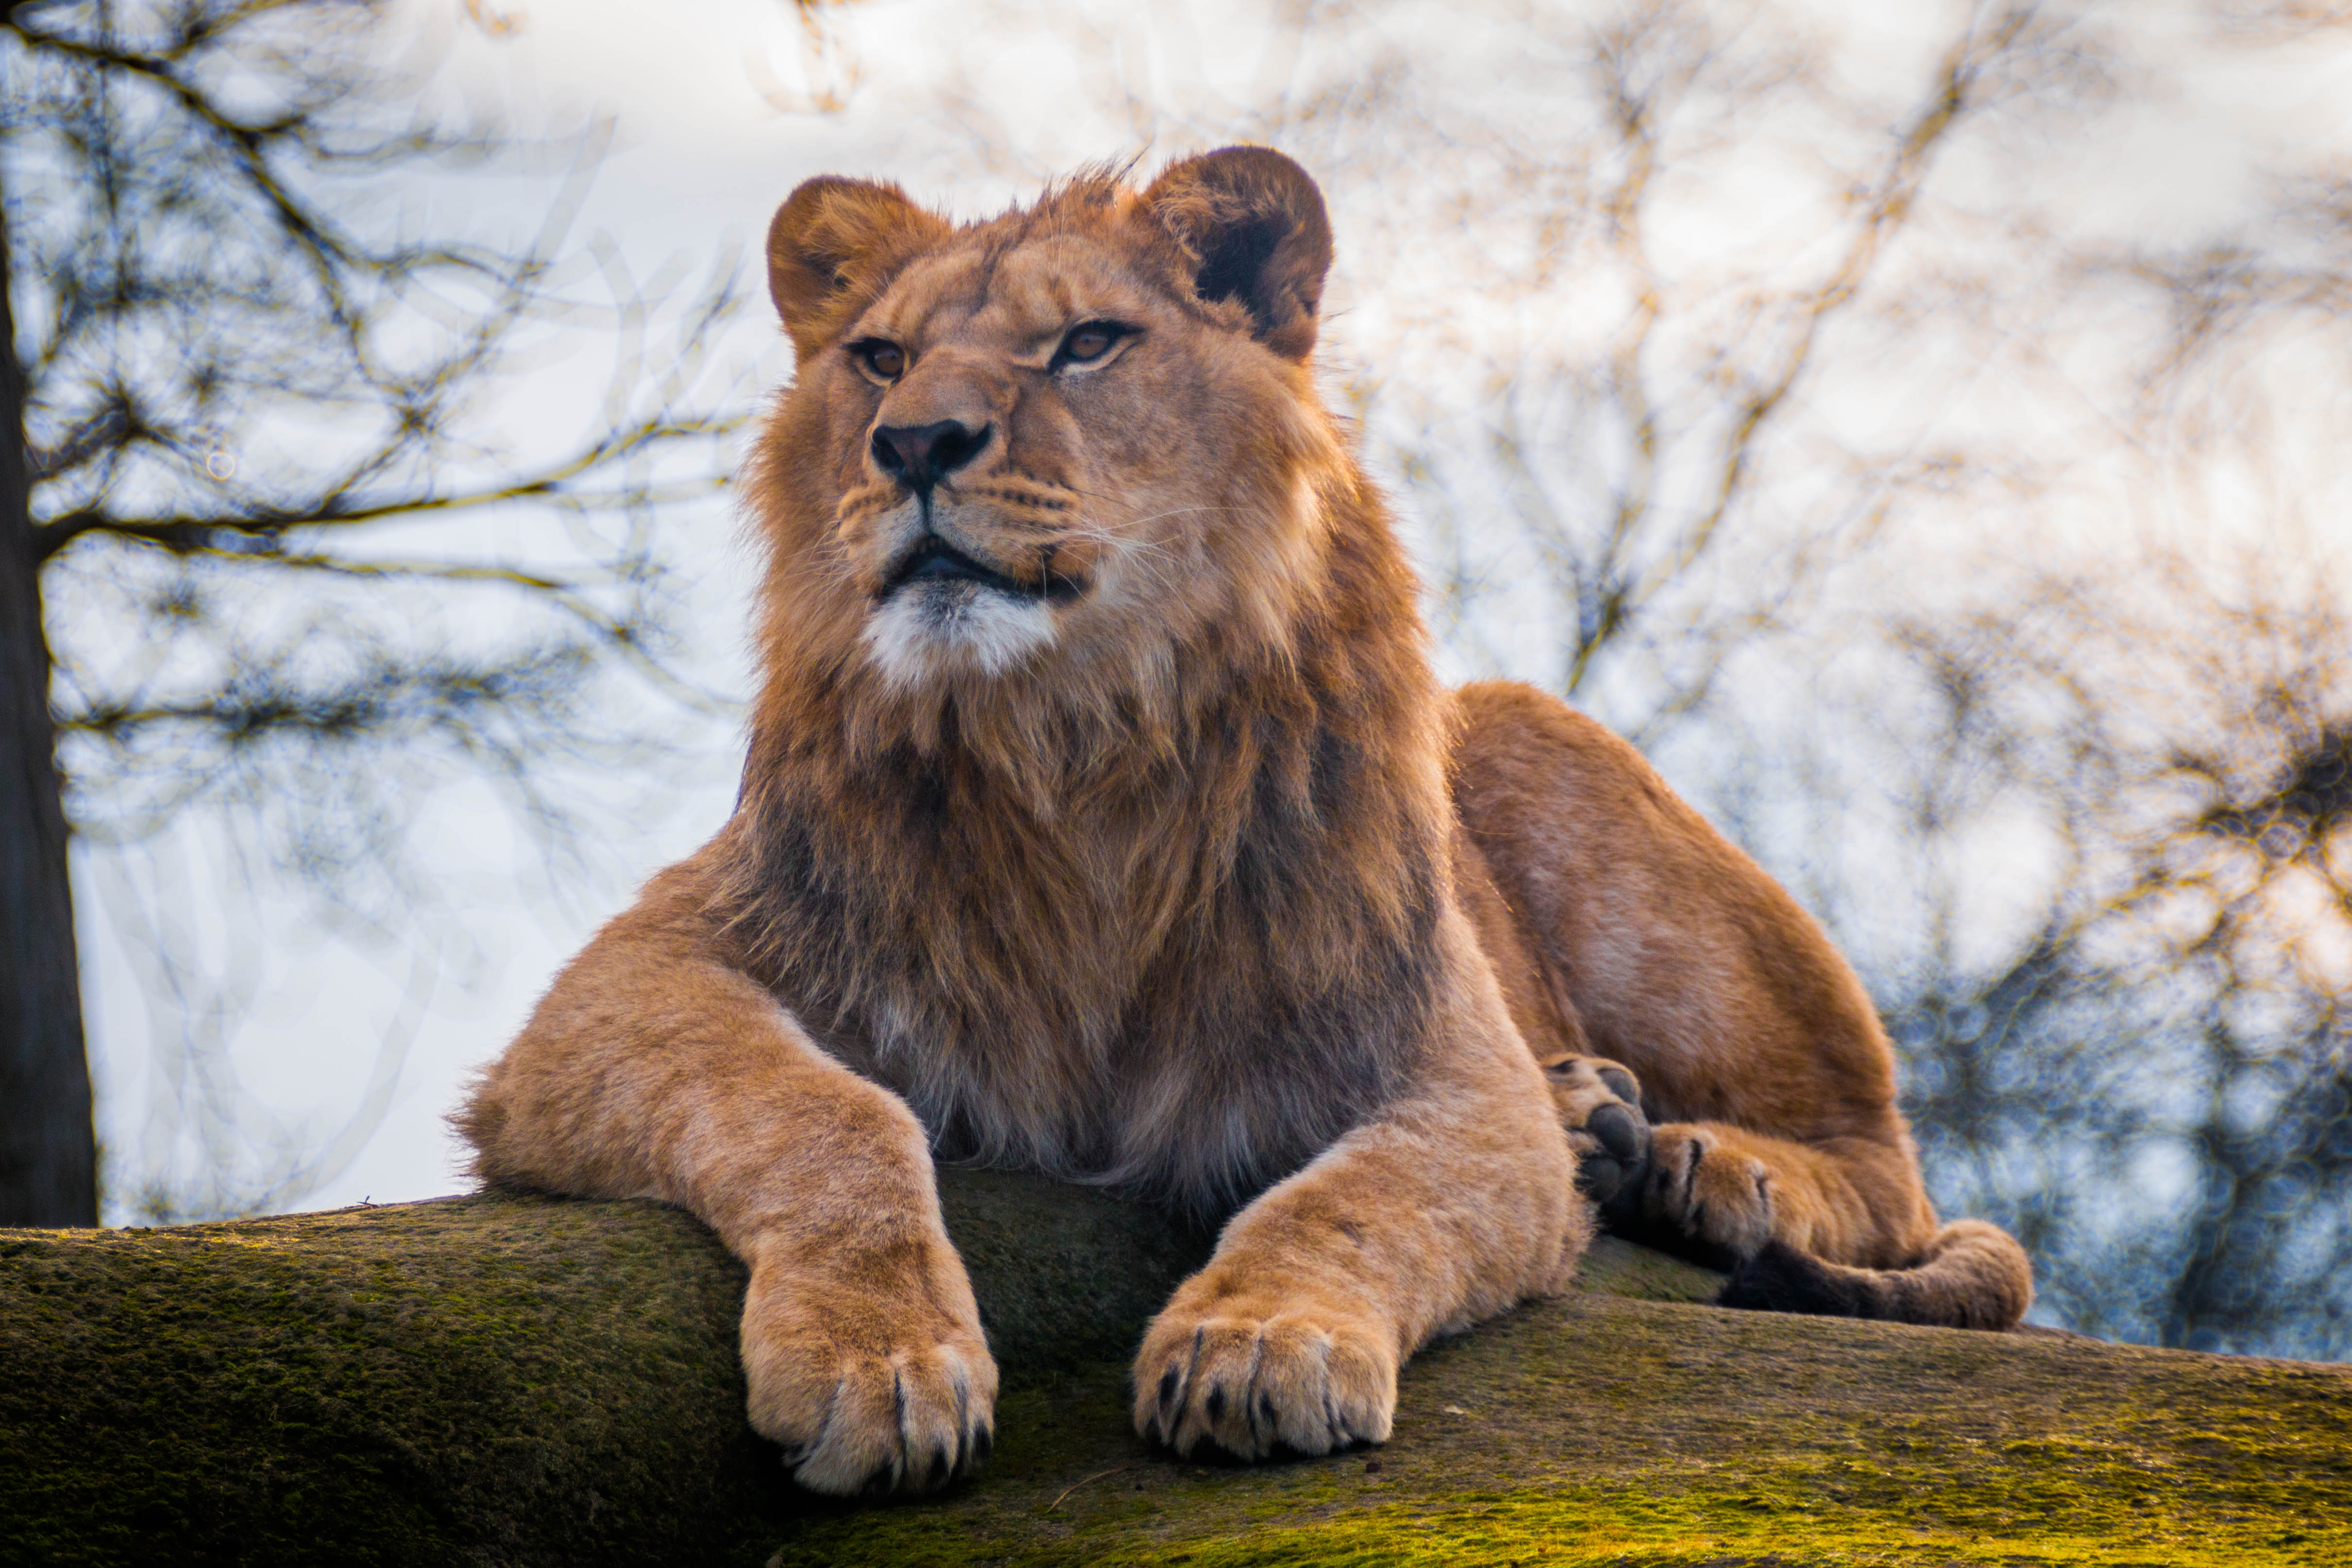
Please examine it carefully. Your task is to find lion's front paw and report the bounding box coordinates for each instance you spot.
[1643,1123,1774,1263]
[1132,1289,1396,1461]
[741,1254,998,1497]
[1541,1054,1651,1212]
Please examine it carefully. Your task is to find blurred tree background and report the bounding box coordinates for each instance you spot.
[1,0,752,1225]
[5,0,2350,1358]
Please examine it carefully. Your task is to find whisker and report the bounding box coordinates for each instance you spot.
[1118,505,1252,531]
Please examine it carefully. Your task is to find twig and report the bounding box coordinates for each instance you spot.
[1044,1464,1132,1511]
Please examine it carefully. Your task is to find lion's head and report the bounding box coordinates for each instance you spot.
[747,148,1362,715]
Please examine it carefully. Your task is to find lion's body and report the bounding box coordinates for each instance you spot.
[457,150,2030,1497]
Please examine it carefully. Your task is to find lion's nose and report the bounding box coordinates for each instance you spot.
[871,420,991,494]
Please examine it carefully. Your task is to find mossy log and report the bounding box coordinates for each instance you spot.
[3,1174,2347,1567]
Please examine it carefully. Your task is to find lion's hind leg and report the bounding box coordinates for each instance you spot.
[1633,1121,2032,1330]
[1537,1060,1955,1291]
[1720,1220,2034,1331]
[1635,1120,1913,1268]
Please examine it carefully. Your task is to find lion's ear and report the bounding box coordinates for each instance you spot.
[1139,147,1334,362]
[766,177,948,362]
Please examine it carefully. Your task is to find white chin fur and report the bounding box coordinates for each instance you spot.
[863,581,1058,689]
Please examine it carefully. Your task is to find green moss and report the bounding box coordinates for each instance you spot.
[4,1180,2347,1567]
[763,1290,2352,1568]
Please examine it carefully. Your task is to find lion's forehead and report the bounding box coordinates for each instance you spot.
[863,236,1162,358]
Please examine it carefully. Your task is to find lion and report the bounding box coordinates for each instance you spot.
[455,146,2032,1499]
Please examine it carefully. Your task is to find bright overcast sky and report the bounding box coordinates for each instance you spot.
[75,0,2352,1220]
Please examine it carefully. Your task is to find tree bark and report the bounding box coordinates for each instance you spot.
[3,1172,2344,1568]
[0,186,98,1227]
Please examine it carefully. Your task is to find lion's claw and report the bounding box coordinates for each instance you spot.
[740,1253,998,1497]
[1132,1298,1395,1460]
[1644,1123,1775,1263]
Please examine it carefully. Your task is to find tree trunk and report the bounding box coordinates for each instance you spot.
[3,1173,2344,1567]
[0,191,98,1227]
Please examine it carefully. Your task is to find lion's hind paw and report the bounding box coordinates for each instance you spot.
[1643,1123,1776,1264]
[1541,1054,1650,1210]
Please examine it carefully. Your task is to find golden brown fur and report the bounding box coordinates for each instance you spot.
[1451,685,2031,1322]
[456,147,2027,1499]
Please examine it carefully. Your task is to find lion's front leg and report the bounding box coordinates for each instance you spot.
[1133,966,1585,1460]
[459,854,997,1496]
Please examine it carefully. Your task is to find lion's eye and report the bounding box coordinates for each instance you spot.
[1056,322,1127,368]
[853,340,906,381]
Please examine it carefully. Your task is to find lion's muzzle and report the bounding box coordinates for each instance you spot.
[878,533,1089,606]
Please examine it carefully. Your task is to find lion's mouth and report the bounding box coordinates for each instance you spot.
[878,536,1088,605]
